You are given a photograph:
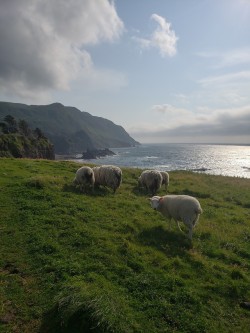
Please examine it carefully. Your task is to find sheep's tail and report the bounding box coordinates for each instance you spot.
[196,206,203,214]
[193,208,202,227]
[115,171,122,185]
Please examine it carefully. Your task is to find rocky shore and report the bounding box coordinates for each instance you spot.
[55,148,116,160]
[81,148,116,159]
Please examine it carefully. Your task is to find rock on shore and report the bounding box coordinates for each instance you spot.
[81,148,116,159]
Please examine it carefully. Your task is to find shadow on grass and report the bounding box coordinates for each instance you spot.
[137,225,193,256]
[39,304,104,333]
[62,183,112,197]
[132,185,159,197]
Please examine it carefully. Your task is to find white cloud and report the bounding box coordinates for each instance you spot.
[129,104,250,143]
[151,104,200,128]
[194,70,250,109]
[0,0,125,101]
[36,0,124,45]
[133,14,178,57]
[152,104,175,113]
[197,49,250,68]
[199,71,250,87]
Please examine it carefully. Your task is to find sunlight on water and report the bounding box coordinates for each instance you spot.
[74,144,250,179]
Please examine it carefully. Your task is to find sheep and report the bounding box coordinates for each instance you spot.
[92,165,122,193]
[73,166,95,192]
[159,171,169,190]
[138,170,162,195]
[149,195,203,240]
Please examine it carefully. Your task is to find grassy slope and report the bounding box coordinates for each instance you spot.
[0,158,249,333]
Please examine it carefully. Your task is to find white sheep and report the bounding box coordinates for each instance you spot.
[149,195,203,240]
[92,165,122,193]
[138,170,162,195]
[73,166,95,192]
[159,171,169,190]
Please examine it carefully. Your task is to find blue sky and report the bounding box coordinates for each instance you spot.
[0,0,250,144]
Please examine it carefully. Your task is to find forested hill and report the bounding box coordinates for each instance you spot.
[0,102,139,154]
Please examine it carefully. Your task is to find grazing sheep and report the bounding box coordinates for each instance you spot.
[138,170,162,195]
[93,165,122,193]
[73,166,95,192]
[159,171,169,190]
[149,195,203,240]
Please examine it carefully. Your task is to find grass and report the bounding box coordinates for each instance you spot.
[0,158,249,332]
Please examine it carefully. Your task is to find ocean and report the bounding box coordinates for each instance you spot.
[73,143,250,179]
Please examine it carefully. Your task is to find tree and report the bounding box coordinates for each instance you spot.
[18,119,30,136]
[0,122,8,134]
[34,127,45,139]
[4,115,18,133]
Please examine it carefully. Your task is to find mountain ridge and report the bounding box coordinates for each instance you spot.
[0,101,139,154]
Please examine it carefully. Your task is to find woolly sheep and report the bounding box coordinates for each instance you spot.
[93,165,122,193]
[149,195,203,240]
[73,166,95,192]
[138,170,162,195]
[159,171,169,190]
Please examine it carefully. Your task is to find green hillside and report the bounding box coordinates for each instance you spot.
[0,102,139,154]
[0,158,249,332]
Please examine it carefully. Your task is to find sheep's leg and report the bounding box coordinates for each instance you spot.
[175,220,184,233]
[188,227,193,240]
[183,217,194,239]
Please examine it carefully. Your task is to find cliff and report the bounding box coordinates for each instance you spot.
[0,102,140,154]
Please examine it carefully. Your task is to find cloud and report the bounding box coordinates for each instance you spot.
[0,0,125,101]
[129,105,250,143]
[152,104,175,113]
[199,71,250,87]
[133,14,178,57]
[195,68,250,108]
[197,49,250,68]
[151,104,201,129]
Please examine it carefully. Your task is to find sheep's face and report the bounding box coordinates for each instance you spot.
[149,196,161,210]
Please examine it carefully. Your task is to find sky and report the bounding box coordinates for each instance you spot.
[0,0,250,144]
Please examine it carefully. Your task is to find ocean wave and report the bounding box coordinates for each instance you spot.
[144,156,159,159]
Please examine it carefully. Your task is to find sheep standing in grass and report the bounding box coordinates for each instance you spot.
[149,195,203,240]
[93,165,122,193]
[138,170,162,195]
[73,166,95,192]
[160,171,169,190]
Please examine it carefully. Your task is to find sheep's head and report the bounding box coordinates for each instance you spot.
[149,196,162,210]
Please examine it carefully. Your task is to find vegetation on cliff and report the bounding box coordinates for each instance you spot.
[0,115,55,159]
[0,158,249,332]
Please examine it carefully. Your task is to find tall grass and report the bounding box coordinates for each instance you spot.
[0,158,249,332]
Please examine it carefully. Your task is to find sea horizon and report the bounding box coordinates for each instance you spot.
[67,143,250,179]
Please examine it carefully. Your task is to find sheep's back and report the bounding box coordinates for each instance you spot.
[96,165,122,189]
[140,170,162,187]
[161,195,201,220]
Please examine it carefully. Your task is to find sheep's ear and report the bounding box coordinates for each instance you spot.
[147,198,152,201]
